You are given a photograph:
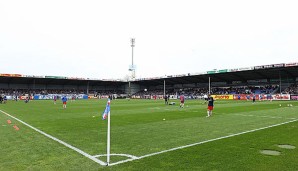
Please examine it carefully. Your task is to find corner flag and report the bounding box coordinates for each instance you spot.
[102,98,111,166]
[102,98,111,120]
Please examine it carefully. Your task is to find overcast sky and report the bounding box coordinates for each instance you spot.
[0,0,297,79]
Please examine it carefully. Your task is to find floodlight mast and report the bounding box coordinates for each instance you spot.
[131,38,135,66]
[128,38,135,98]
[131,38,136,79]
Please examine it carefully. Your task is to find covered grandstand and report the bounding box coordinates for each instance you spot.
[0,62,297,100]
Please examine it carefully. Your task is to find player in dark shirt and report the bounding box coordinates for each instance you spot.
[206,94,214,117]
[3,96,7,104]
[25,96,29,103]
[164,95,168,105]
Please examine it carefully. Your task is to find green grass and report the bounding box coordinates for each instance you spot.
[0,99,298,170]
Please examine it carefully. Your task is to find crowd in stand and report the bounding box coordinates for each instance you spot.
[211,85,278,95]
[133,88,209,97]
[0,89,124,96]
[0,89,84,96]
[133,85,283,98]
[0,84,296,98]
[283,84,298,94]
[89,90,125,96]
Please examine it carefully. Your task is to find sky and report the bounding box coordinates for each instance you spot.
[0,0,297,80]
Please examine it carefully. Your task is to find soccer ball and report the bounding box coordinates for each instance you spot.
[163,118,166,121]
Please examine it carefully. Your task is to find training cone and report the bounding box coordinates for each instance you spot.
[13,125,20,131]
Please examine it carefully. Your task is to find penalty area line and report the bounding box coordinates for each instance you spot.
[0,109,106,166]
[109,118,298,166]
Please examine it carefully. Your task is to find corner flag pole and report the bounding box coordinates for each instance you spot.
[107,110,111,165]
[102,98,111,166]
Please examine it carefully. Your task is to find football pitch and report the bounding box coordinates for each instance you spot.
[0,99,298,170]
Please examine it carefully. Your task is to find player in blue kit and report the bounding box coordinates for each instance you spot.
[62,96,67,109]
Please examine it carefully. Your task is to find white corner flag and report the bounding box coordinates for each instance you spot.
[102,98,111,165]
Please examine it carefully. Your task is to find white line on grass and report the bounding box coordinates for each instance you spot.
[93,153,139,159]
[0,109,106,166]
[109,158,136,166]
[109,118,298,166]
[233,113,297,120]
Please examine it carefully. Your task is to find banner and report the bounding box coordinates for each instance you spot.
[5,96,13,100]
[218,69,228,73]
[19,96,33,100]
[263,65,274,69]
[254,66,264,70]
[229,67,253,72]
[285,62,298,67]
[45,76,67,79]
[233,94,254,100]
[233,94,291,101]
[233,94,269,100]
[207,71,217,74]
[272,94,290,100]
[272,63,284,68]
[291,95,298,100]
[211,95,234,100]
[0,73,22,77]
[88,96,98,99]
[32,94,87,100]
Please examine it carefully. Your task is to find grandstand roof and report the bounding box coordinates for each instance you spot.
[0,65,297,87]
[133,65,298,86]
[0,76,126,87]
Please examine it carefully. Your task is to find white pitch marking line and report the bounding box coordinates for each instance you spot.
[0,109,106,166]
[234,113,296,120]
[109,118,298,166]
[109,158,136,166]
[93,153,139,159]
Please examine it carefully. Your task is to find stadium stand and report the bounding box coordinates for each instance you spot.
[283,84,298,94]
[0,63,297,100]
